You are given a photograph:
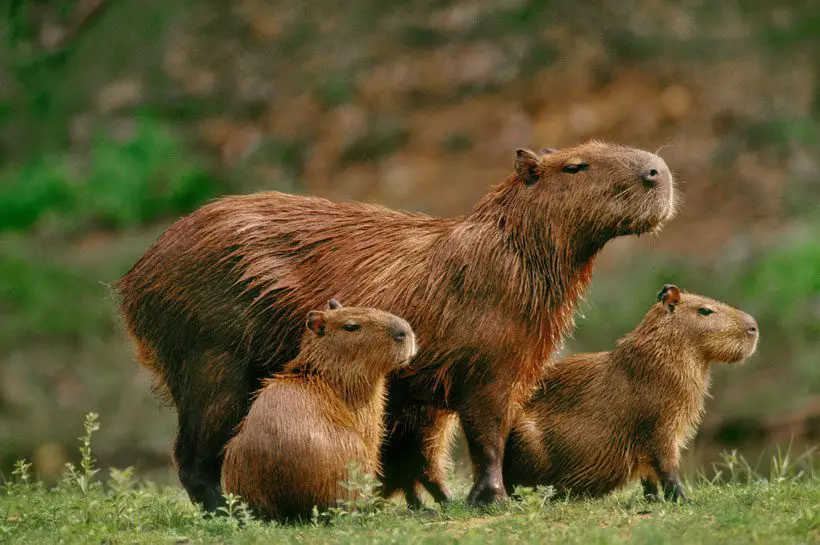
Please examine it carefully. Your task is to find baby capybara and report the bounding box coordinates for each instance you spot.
[114,141,676,510]
[222,300,416,521]
[503,284,759,502]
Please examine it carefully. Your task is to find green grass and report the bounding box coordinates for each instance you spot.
[2,414,819,544]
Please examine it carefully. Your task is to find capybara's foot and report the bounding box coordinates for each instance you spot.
[662,479,689,504]
[666,487,690,504]
[646,482,689,505]
[179,469,225,514]
[645,491,691,505]
[404,487,425,510]
[403,486,450,513]
[406,502,439,516]
[193,486,227,515]
[467,477,508,506]
[421,479,453,505]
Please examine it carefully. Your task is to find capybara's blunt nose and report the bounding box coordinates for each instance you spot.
[745,316,759,337]
[638,156,671,190]
[640,168,664,188]
[389,325,409,343]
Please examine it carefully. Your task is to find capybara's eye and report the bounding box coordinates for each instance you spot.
[343,323,361,332]
[561,163,589,174]
[698,307,714,316]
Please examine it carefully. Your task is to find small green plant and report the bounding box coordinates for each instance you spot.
[704,445,820,487]
[711,449,758,485]
[107,467,137,496]
[63,412,101,496]
[10,460,33,487]
[320,462,390,523]
[4,459,35,497]
[770,442,818,484]
[511,484,555,515]
[217,492,256,529]
[59,412,102,524]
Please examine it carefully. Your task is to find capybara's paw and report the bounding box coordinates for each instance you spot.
[664,483,689,504]
[467,479,508,506]
[179,473,225,515]
[643,493,662,503]
[672,491,692,505]
[404,493,425,510]
[201,491,228,515]
[409,505,440,516]
[423,481,454,505]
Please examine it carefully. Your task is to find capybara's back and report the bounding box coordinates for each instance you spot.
[222,301,416,521]
[504,285,759,501]
[115,141,676,509]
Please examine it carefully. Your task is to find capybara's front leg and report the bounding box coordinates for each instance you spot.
[459,392,515,506]
[461,423,507,505]
[649,442,689,503]
[170,350,258,513]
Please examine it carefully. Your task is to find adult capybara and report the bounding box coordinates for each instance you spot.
[503,284,760,502]
[222,300,416,521]
[114,141,676,510]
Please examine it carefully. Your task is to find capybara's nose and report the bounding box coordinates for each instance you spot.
[389,325,409,343]
[640,168,663,188]
[745,316,759,337]
[638,155,671,189]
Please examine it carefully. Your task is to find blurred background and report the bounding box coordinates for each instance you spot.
[1,0,818,485]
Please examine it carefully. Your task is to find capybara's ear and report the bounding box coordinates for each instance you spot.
[540,147,559,154]
[327,299,343,310]
[657,284,681,312]
[515,148,541,185]
[307,311,327,336]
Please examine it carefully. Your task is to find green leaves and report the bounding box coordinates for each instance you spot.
[0,118,222,234]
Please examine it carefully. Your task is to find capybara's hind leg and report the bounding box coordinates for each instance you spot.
[380,407,455,507]
[379,416,422,505]
[402,484,424,510]
[171,349,258,513]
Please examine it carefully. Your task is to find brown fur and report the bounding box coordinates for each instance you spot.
[503,285,760,501]
[222,301,416,521]
[113,140,676,510]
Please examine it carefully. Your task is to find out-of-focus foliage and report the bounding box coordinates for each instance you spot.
[0,118,221,233]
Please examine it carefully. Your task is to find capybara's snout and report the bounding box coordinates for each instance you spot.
[741,312,760,356]
[743,314,759,338]
[636,153,675,225]
[388,317,417,363]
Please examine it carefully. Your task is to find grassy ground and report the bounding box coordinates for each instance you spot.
[2,415,819,544]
